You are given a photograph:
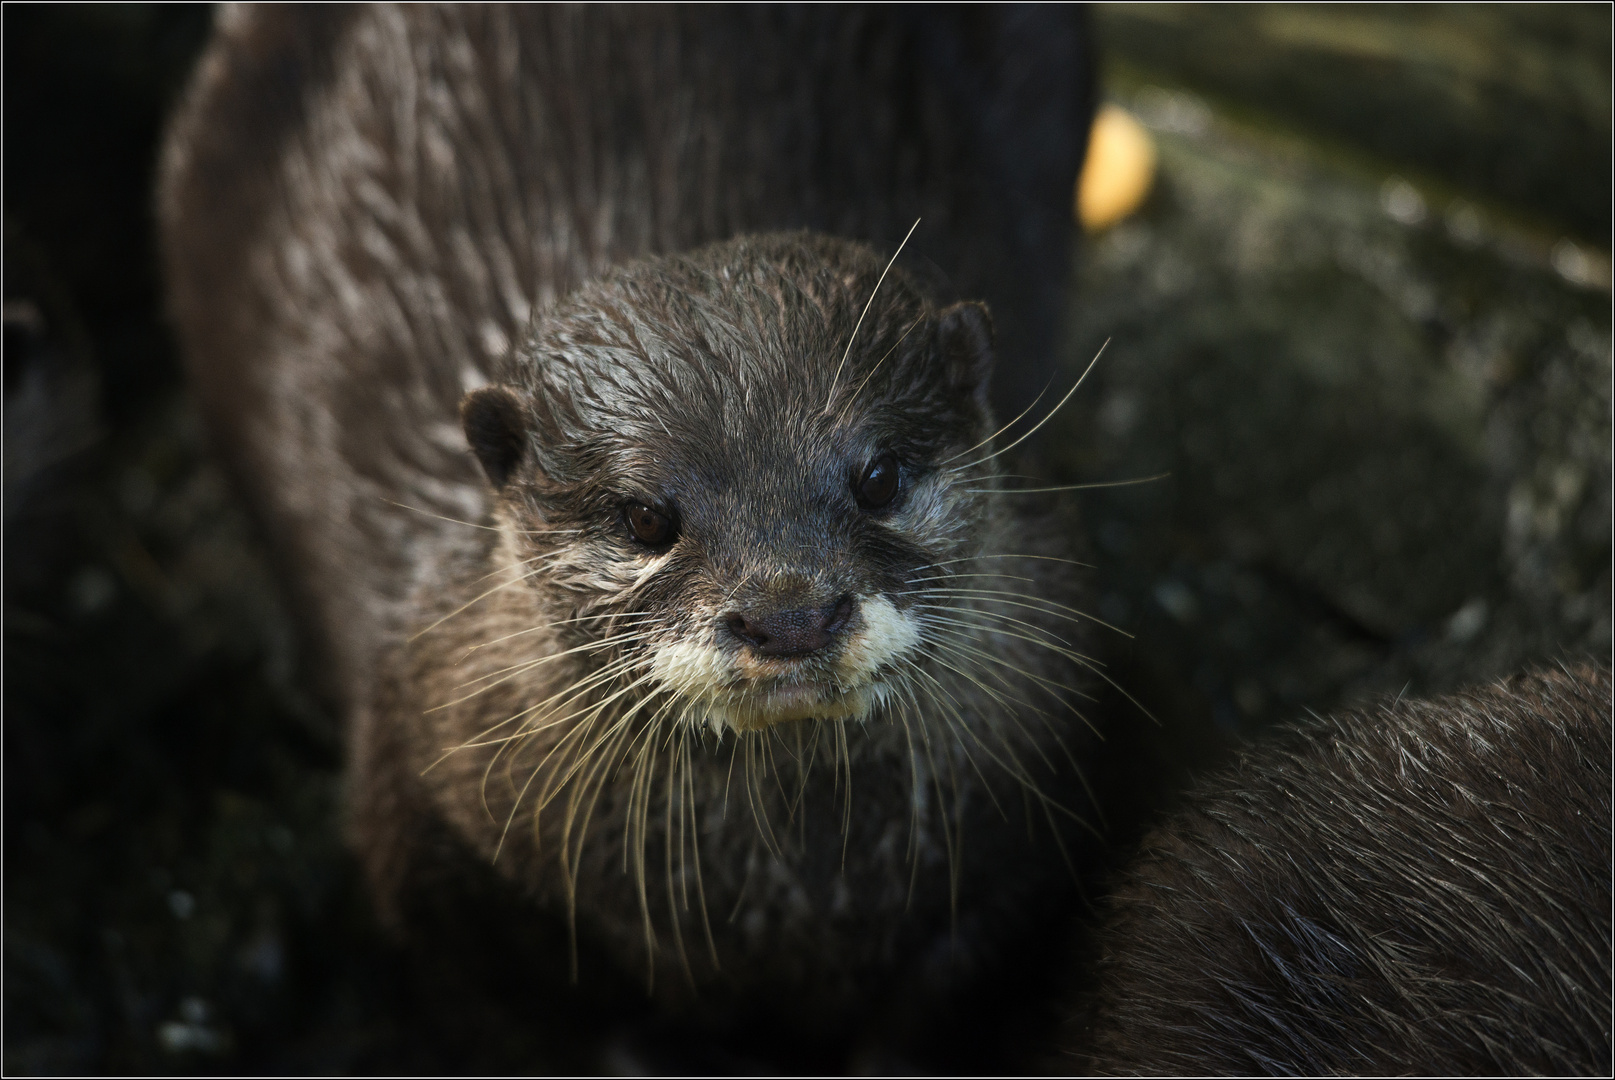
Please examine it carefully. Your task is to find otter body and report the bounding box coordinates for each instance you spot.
[379,233,1096,1025]
[159,4,1099,1061]
[1066,663,1613,1076]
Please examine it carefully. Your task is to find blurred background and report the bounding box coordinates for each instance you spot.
[5,4,1610,1072]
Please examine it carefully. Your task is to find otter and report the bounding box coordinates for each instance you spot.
[1062,662,1612,1076]
[372,229,1099,1034]
[158,4,1100,1064]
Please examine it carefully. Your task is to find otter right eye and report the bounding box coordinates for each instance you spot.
[855,452,900,510]
[624,502,675,546]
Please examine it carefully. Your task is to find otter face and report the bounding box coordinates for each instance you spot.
[432,235,1092,992]
[459,234,997,737]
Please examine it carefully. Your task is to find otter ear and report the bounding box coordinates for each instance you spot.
[938,301,994,413]
[461,385,531,488]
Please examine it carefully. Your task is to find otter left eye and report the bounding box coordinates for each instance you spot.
[624,502,675,546]
[855,452,900,509]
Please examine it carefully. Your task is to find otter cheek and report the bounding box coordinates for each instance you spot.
[645,594,920,734]
[648,635,736,710]
[837,595,921,683]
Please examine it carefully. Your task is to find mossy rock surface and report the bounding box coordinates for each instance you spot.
[1053,79,1609,838]
[1095,2,1613,240]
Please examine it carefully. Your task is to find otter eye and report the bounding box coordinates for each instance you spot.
[624,502,675,546]
[855,452,900,510]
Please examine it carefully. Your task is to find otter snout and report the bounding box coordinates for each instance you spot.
[725,595,856,658]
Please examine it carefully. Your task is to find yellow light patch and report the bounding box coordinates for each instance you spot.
[1076,103,1158,233]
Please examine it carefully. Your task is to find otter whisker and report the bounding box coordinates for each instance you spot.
[383,498,589,541]
[477,657,643,823]
[918,613,1094,701]
[943,373,1056,466]
[497,652,651,741]
[516,664,644,806]
[915,636,1036,719]
[452,619,658,687]
[910,623,1098,742]
[910,602,1075,651]
[542,671,665,813]
[409,551,580,641]
[517,681,649,869]
[761,726,794,823]
[679,730,719,968]
[897,655,1021,822]
[906,551,1098,574]
[946,338,1109,472]
[903,585,1129,640]
[923,630,1098,753]
[908,570,1038,584]
[619,690,685,875]
[611,710,661,967]
[742,732,784,858]
[833,715,854,869]
[823,216,921,410]
[556,677,667,892]
[423,652,645,783]
[960,472,1170,495]
[926,631,1107,718]
[782,717,823,824]
[434,628,656,703]
[663,731,694,986]
[901,583,1103,623]
[890,687,928,908]
[382,498,509,533]
[834,312,926,428]
[492,688,617,865]
[721,725,742,820]
[462,608,662,654]
[944,605,1163,726]
[926,619,1100,777]
[911,674,963,930]
[432,646,646,755]
[912,646,1103,844]
[908,637,1078,810]
[560,713,639,980]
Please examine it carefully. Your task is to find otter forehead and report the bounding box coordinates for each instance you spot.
[518,234,970,442]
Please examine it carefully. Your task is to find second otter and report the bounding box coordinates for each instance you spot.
[1063,663,1612,1075]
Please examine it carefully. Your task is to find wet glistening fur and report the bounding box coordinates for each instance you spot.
[1064,662,1612,1076]
[360,233,1108,1007]
[158,4,1102,1055]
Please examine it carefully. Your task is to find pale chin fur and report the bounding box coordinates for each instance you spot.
[649,594,922,735]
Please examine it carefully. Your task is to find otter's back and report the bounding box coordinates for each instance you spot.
[1068,663,1613,1075]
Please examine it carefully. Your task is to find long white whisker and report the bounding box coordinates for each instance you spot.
[947,338,1109,471]
[960,471,1170,495]
[906,552,1097,575]
[835,313,926,427]
[464,609,661,654]
[824,217,921,409]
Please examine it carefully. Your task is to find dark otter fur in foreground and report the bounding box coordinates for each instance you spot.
[158,4,1099,1061]
[1065,663,1612,1076]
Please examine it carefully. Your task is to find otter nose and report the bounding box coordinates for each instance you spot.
[725,595,855,658]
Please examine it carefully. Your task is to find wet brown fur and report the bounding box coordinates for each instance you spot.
[158,3,1100,1052]
[1064,662,1613,1076]
[370,233,1099,1017]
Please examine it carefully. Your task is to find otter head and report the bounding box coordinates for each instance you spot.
[459,233,998,736]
